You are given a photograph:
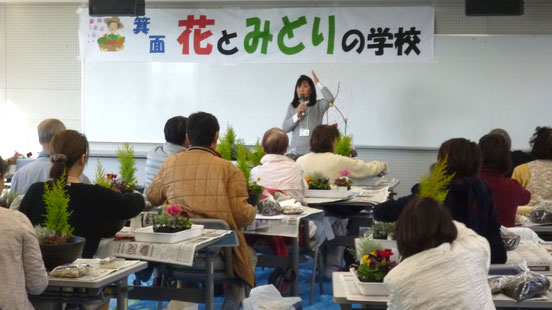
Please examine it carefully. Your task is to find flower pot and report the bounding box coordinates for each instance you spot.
[351,269,389,296]
[248,191,262,206]
[40,236,86,271]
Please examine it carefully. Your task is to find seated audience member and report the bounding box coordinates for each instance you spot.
[144,116,188,189]
[0,156,49,310]
[250,128,307,201]
[489,128,534,177]
[385,197,494,310]
[11,118,90,194]
[147,112,256,309]
[19,130,145,258]
[297,125,388,181]
[374,138,507,263]
[512,126,552,207]
[479,134,530,227]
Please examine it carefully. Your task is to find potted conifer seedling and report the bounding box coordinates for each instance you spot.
[236,144,264,206]
[35,171,85,270]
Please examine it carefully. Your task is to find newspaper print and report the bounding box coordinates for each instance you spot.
[100,229,232,266]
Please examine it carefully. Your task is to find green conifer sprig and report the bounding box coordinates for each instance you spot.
[236,144,250,182]
[335,134,353,157]
[248,139,265,167]
[217,126,236,160]
[117,143,136,185]
[94,159,112,189]
[417,157,455,204]
[42,170,73,238]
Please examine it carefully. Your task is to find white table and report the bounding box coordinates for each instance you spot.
[333,272,552,309]
[34,261,147,310]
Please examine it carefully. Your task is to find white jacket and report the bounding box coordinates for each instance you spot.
[297,152,387,182]
[250,154,307,201]
[384,221,495,310]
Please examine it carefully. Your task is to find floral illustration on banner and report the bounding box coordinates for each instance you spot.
[96,16,126,52]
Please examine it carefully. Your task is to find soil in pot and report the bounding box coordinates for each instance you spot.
[153,226,191,233]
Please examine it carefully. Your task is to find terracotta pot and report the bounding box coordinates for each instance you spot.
[40,236,86,271]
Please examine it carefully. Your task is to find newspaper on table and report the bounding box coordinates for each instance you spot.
[339,273,390,303]
[245,206,323,238]
[98,229,232,267]
[49,258,141,281]
[348,186,390,204]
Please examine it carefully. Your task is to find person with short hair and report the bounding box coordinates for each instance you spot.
[297,125,388,181]
[19,130,145,258]
[0,156,49,310]
[479,134,530,227]
[489,128,534,177]
[144,116,188,189]
[250,128,307,201]
[512,126,552,207]
[11,118,90,194]
[374,138,507,264]
[147,112,256,309]
[385,197,494,310]
[282,71,335,156]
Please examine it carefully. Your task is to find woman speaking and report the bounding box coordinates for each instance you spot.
[282,71,335,156]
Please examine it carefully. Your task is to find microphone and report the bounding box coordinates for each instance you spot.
[299,95,307,117]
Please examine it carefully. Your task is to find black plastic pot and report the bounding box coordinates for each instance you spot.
[40,236,86,271]
[247,191,262,206]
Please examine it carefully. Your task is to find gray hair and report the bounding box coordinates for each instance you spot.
[37,119,66,144]
[489,128,512,150]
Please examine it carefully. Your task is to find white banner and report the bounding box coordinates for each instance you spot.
[79,7,434,63]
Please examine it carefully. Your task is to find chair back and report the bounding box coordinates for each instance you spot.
[189,218,231,230]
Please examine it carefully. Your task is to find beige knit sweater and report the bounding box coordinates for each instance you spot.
[297,152,388,182]
[0,208,48,310]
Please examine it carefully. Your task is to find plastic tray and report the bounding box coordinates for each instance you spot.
[133,224,204,244]
[350,269,389,296]
[305,189,351,199]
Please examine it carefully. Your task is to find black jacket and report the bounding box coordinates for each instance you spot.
[374,177,507,264]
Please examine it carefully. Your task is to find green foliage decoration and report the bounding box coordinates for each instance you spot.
[306,171,331,190]
[41,170,73,243]
[355,238,384,261]
[236,144,250,182]
[117,143,137,186]
[94,159,112,189]
[217,126,237,160]
[417,156,455,204]
[335,134,353,157]
[248,139,265,167]
[372,222,396,239]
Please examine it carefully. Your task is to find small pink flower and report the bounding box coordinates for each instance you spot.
[167,205,182,216]
[89,19,94,24]
[339,170,351,177]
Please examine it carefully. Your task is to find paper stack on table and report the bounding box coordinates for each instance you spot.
[507,242,552,275]
[348,186,390,204]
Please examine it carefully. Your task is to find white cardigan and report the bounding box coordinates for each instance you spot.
[297,152,387,182]
[250,154,307,201]
[384,221,495,310]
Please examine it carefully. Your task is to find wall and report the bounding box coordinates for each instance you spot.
[2,1,551,196]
